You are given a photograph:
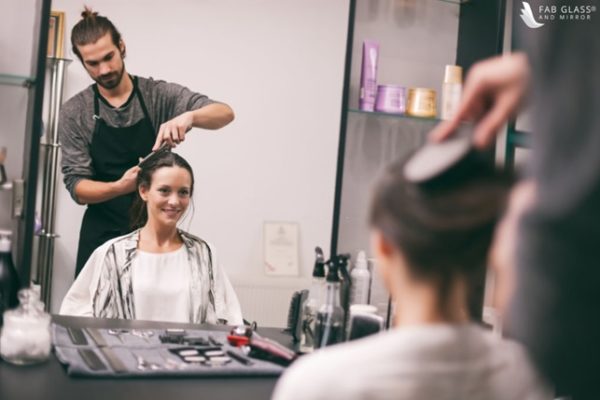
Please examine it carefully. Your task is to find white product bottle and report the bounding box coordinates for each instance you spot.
[441,65,463,121]
[350,251,370,305]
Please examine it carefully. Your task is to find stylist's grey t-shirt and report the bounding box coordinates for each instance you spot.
[58,76,215,202]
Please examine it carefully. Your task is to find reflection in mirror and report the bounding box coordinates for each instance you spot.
[40,0,349,327]
[60,151,244,326]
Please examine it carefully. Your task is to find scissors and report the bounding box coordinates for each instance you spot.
[138,142,171,168]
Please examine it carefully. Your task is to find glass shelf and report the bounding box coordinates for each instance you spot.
[437,0,471,4]
[347,108,440,123]
[0,73,35,88]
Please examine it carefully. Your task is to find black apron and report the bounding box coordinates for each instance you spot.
[75,76,156,276]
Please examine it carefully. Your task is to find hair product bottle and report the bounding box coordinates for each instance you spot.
[350,251,370,305]
[359,40,380,111]
[299,247,327,353]
[0,230,20,326]
[441,65,463,120]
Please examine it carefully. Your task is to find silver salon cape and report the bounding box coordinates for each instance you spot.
[60,229,243,325]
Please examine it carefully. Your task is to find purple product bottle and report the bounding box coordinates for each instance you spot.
[375,85,406,114]
[359,40,379,112]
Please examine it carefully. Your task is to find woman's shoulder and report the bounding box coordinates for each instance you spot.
[89,230,139,259]
[178,229,211,248]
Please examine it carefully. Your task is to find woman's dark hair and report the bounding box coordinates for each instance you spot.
[369,153,512,317]
[130,151,195,230]
[71,7,124,61]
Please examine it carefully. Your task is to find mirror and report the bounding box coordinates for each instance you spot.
[40,0,350,326]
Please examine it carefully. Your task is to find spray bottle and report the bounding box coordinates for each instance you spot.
[299,247,327,353]
[315,257,345,348]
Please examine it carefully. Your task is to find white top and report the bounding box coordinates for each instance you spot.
[132,246,190,323]
[273,323,552,400]
[59,229,244,325]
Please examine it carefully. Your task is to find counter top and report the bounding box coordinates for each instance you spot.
[0,315,293,400]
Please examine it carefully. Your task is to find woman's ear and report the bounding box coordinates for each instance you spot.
[371,229,394,262]
[139,184,148,201]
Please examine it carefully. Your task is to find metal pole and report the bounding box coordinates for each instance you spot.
[37,57,70,310]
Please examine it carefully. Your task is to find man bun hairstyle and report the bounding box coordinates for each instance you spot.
[71,6,124,61]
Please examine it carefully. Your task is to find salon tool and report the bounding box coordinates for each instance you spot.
[247,335,297,367]
[85,328,128,373]
[226,325,296,365]
[86,328,109,346]
[107,328,131,344]
[66,327,88,345]
[138,142,171,168]
[208,335,223,346]
[205,350,225,357]
[99,347,128,373]
[159,328,187,344]
[226,349,254,366]
[159,353,187,370]
[131,329,154,339]
[403,123,489,187]
[184,355,206,363]
[227,334,250,347]
[168,346,222,360]
[207,356,232,365]
[227,325,253,347]
[183,336,210,346]
[285,289,308,343]
[78,348,107,371]
[134,354,162,371]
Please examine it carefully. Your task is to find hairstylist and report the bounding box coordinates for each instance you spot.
[59,7,234,277]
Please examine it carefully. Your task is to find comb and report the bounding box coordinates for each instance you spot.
[138,143,171,168]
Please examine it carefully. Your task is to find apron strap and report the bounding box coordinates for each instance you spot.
[132,77,156,133]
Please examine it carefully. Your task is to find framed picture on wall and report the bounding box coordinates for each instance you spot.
[263,221,299,276]
[47,11,65,58]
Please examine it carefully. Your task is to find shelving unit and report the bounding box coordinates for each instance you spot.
[2,0,52,287]
[348,108,439,123]
[0,74,35,88]
[330,0,507,324]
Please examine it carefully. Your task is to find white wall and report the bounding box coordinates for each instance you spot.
[48,0,349,320]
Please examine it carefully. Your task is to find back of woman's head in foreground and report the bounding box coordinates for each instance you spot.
[369,154,512,287]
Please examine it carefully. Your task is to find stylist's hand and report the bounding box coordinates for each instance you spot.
[430,53,531,148]
[116,165,140,194]
[153,111,193,150]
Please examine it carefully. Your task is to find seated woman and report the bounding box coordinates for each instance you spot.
[60,151,243,325]
[273,154,550,399]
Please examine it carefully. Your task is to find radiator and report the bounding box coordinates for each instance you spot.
[232,280,308,328]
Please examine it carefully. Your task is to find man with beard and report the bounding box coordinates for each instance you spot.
[59,8,234,276]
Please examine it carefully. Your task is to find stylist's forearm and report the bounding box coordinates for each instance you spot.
[190,103,235,130]
[74,178,133,204]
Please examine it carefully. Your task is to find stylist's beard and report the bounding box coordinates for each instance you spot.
[95,64,125,90]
